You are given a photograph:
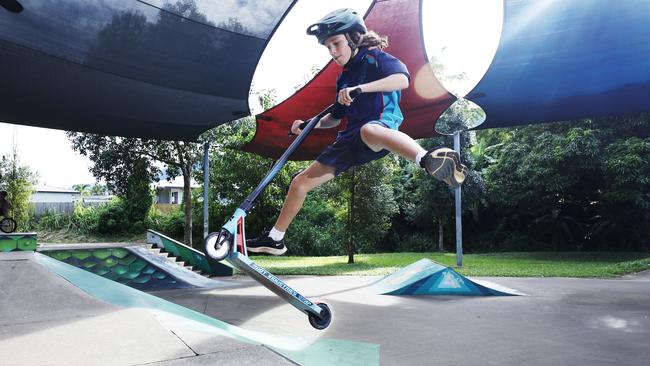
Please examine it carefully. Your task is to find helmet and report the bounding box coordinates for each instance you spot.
[306,8,367,44]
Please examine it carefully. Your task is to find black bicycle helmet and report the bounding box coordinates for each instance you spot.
[306,8,367,45]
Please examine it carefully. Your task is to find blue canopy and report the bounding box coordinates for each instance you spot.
[0,0,295,140]
[467,0,650,129]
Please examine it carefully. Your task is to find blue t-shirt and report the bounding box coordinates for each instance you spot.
[331,47,411,138]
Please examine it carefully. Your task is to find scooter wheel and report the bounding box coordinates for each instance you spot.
[204,229,232,261]
[0,218,17,233]
[308,302,332,330]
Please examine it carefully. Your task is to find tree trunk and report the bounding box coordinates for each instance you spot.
[438,219,444,252]
[347,169,355,264]
[183,165,193,247]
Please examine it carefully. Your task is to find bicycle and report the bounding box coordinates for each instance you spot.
[1,209,17,233]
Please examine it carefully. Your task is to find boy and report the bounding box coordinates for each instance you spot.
[248,8,467,255]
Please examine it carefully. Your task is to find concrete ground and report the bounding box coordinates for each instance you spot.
[2,250,649,365]
[156,271,650,366]
[0,252,297,366]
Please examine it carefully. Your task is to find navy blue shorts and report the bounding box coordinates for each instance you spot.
[316,121,392,176]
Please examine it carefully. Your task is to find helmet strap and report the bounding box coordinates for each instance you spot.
[345,33,358,52]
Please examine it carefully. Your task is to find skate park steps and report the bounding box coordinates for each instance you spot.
[146,229,233,277]
[371,258,525,296]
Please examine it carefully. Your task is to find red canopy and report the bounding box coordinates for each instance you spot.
[242,0,455,160]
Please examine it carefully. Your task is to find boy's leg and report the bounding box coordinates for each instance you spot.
[360,123,467,187]
[247,161,336,255]
[360,123,423,160]
[275,161,336,231]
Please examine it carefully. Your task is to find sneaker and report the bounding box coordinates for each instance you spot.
[420,147,468,188]
[246,232,287,255]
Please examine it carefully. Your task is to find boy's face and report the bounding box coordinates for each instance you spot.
[324,34,352,66]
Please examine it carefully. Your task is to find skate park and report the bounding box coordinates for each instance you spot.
[2,0,650,365]
[2,241,649,365]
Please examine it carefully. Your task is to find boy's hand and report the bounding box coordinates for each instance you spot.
[338,87,360,106]
[291,120,305,135]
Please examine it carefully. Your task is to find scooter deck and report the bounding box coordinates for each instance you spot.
[227,252,325,318]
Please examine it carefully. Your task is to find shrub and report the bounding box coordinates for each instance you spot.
[147,207,185,239]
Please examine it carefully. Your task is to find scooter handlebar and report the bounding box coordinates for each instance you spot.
[289,87,362,136]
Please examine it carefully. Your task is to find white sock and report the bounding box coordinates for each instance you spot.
[268,227,285,241]
[415,150,427,166]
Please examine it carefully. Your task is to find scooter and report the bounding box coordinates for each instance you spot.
[204,91,359,330]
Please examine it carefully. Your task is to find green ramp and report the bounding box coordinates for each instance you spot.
[35,253,379,366]
[370,258,524,296]
[0,232,37,252]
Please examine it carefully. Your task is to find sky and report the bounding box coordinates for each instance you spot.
[0,0,501,189]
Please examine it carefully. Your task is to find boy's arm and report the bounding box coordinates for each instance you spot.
[292,113,341,135]
[338,74,409,105]
[316,113,341,128]
[358,73,410,93]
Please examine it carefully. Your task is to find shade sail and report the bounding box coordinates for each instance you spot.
[0,0,296,140]
[242,0,456,160]
[467,0,650,129]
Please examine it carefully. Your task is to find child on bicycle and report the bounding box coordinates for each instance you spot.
[247,8,467,255]
[0,191,12,218]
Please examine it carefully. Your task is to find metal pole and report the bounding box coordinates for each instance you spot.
[203,141,210,239]
[453,131,463,267]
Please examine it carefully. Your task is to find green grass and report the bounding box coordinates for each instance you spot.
[250,252,650,278]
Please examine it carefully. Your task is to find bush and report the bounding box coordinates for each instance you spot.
[35,199,150,235]
[395,232,438,252]
[69,203,100,233]
[284,194,344,256]
[38,212,71,231]
[147,207,185,239]
[94,200,129,234]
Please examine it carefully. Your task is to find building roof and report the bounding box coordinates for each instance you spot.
[34,186,80,194]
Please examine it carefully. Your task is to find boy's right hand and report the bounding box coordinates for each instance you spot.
[291,120,305,135]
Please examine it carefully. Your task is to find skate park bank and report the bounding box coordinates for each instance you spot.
[1,233,649,365]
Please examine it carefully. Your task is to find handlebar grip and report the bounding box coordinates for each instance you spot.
[288,87,362,136]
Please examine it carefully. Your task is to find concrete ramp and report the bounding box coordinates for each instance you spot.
[38,244,231,292]
[371,259,524,296]
[0,251,379,365]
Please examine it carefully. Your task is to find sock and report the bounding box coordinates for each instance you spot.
[268,227,285,241]
[416,150,427,167]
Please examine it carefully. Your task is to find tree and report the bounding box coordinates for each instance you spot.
[325,158,399,263]
[90,184,109,195]
[67,133,202,245]
[482,124,602,249]
[400,135,484,252]
[0,145,37,230]
[473,113,650,251]
[72,183,92,197]
[200,90,310,242]
[598,137,650,249]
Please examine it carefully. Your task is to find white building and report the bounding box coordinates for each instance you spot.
[153,176,199,205]
[31,186,80,203]
[30,186,81,216]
